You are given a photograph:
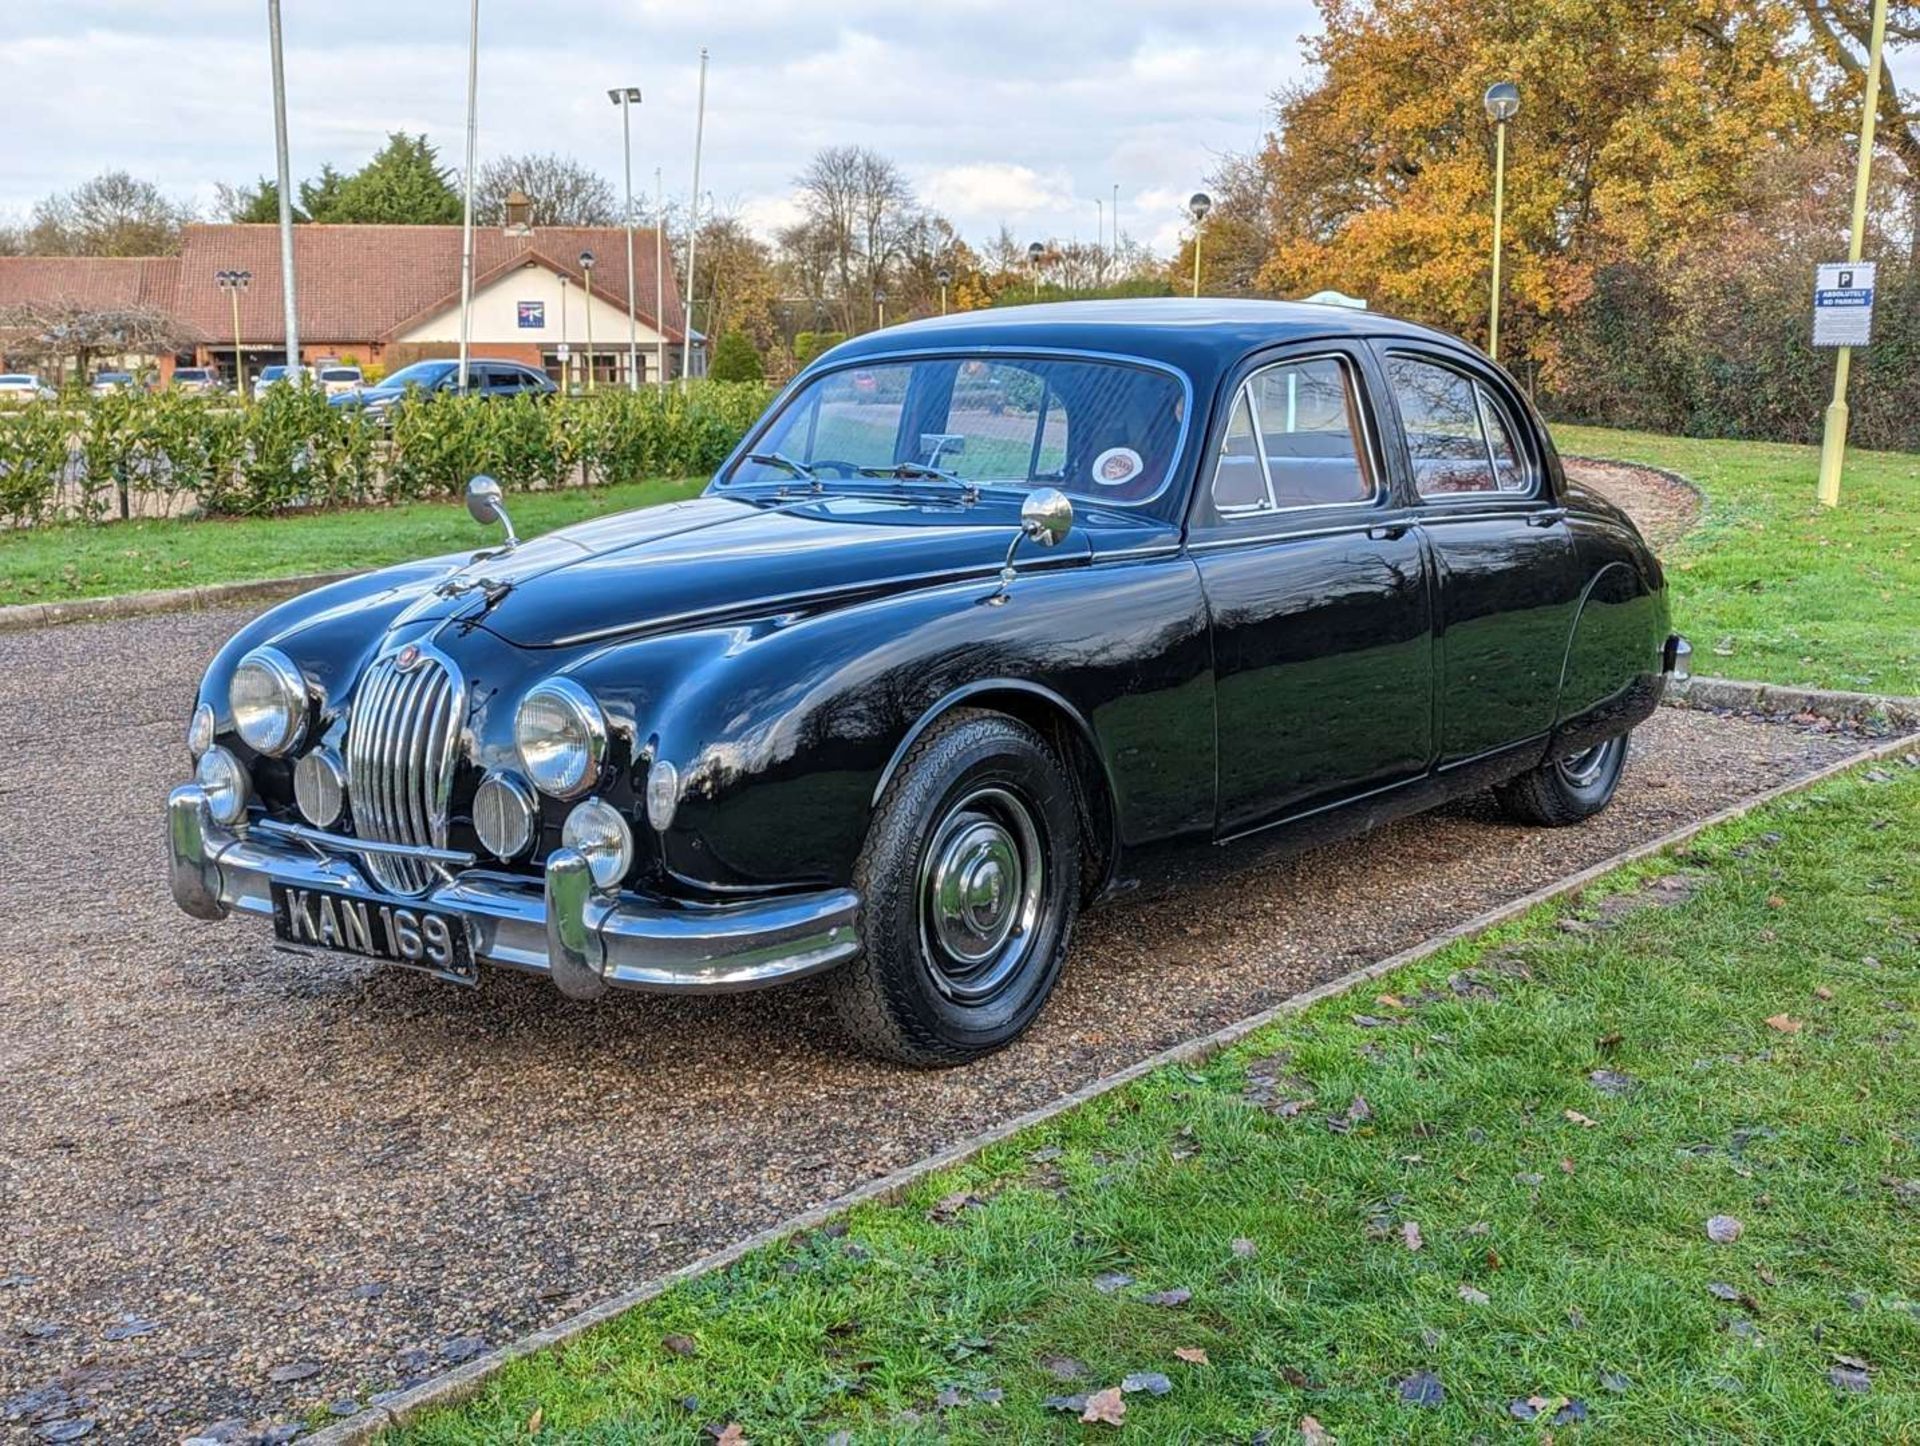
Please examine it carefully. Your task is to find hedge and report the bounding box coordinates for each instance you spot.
[0,381,775,528]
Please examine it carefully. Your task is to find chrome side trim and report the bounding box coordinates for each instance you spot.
[166,790,863,995]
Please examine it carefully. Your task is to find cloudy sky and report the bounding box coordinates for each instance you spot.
[3,0,1325,254]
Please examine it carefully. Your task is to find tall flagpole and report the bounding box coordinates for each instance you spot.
[655,165,666,392]
[456,0,480,391]
[267,0,300,374]
[680,46,707,386]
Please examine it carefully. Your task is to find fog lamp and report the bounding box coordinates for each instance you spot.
[196,746,251,826]
[473,771,537,860]
[561,798,634,891]
[644,759,680,833]
[293,747,347,828]
[187,703,216,759]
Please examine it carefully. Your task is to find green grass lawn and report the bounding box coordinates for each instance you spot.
[0,477,705,606]
[1557,426,1919,697]
[393,759,1920,1443]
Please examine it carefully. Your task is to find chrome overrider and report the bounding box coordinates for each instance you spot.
[166,784,862,997]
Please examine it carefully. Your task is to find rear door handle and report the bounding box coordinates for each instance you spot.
[1526,508,1568,528]
[1368,522,1410,540]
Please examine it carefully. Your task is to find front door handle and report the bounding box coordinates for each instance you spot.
[1525,507,1568,528]
[1368,522,1411,540]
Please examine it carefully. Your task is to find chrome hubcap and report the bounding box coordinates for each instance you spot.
[919,786,1044,1003]
[1555,737,1619,788]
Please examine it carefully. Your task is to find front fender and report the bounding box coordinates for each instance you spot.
[574,557,1214,893]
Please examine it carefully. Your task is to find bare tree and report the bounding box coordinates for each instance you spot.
[793,146,919,330]
[26,171,192,256]
[474,154,618,227]
[0,301,187,384]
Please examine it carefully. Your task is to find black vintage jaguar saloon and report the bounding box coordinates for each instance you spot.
[169,300,1690,1064]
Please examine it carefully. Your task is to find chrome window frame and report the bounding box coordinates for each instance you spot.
[1207,351,1382,519]
[714,345,1196,510]
[1385,350,1539,504]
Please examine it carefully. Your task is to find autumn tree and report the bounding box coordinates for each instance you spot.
[1797,1,1920,264]
[26,171,192,256]
[475,154,617,226]
[792,146,920,331]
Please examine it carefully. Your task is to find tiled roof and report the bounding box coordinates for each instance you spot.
[0,225,685,347]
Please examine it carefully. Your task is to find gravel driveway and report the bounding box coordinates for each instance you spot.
[0,469,1873,1442]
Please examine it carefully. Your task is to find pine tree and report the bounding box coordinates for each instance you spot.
[322,136,461,225]
[708,330,765,383]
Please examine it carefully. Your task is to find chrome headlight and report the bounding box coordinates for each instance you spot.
[473,771,537,860]
[187,703,216,760]
[514,679,606,799]
[644,758,680,833]
[196,746,250,826]
[561,798,634,891]
[229,647,309,757]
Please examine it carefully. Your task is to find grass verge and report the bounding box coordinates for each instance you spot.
[392,756,1920,1443]
[0,477,705,607]
[1556,425,1919,697]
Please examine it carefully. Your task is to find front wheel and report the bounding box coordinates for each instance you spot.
[830,710,1081,1066]
[1494,731,1630,826]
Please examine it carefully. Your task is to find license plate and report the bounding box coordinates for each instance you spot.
[270,882,476,984]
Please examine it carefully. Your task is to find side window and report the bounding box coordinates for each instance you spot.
[1388,355,1532,498]
[1208,356,1373,515]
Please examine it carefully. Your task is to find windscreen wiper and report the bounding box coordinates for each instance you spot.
[857,462,978,501]
[746,451,821,490]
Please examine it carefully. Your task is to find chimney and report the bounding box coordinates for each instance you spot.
[504,189,533,235]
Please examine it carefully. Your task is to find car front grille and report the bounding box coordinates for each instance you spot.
[345,647,464,894]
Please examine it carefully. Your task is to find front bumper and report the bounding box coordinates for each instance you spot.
[167,784,861,997]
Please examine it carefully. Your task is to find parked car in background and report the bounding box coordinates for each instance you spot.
[89,370,138,396]
[0,373,55,403]
[252,364,312,399]
[170,300,1687,1066]
[316,365,364,398]
[328,358,555,422]
[169,367,223,395]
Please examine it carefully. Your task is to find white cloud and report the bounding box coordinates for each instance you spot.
[1,1,1324,254]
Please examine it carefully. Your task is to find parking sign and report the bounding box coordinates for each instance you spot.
[1812,262,1876,348]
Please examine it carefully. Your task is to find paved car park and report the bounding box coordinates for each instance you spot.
[0,594,1879,1440]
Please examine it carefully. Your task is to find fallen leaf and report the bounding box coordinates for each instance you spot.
[1707,1282,1740,1301]
[1706,1215,1745,1244]
[928,1191,981,1222]
[1565,1110,1598,1128]
[1397,1371,1445,1408]
[1560,1157,1577,1175]
[1093,1271,1134,1294]
[266,1362,322,1383]
[1599,1370,1631,1394]
[1400,1221,1423,1251]
[1299,1415,1331,1445]
[1376,994,1404,1008]
[1174,1347,1210,1365]
[1142,1287,1192,1307]
[1040,1353,1090,1381]
[662,1334,699,1357]
[1815,986,1834,1001]
[708,1426,747,1445]
[1765,895,1786,909]
[1765,1014,1802,1034]
[1829,1363,1871,1394]
[1043,1394,1090,1413]
[1122,1371,1172,1396]
[1081,1387,1127,1425]
[1231,1238,1258,1258]
[526,1406,543,1434]
[1458,1284,1490,1306]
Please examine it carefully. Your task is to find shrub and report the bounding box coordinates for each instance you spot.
[0,404,73,527]
[709,330,766,383]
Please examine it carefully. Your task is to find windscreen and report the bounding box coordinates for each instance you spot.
[726,355,1188,506]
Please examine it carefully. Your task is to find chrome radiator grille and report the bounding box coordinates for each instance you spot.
[346,648,463,894]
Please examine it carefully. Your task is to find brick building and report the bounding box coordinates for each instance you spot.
[0,206,691,387]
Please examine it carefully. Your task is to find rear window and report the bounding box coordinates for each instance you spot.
[174,369,211,382]
[319,368,361,382]
[1,374,37,384]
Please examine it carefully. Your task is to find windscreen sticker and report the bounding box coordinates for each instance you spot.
[1092,447,1144,487]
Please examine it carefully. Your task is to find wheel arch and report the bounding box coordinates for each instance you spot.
[875,680,1120,903]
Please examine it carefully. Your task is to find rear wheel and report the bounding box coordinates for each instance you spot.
[831,709,1081,1066]
[1494,731,1630,826]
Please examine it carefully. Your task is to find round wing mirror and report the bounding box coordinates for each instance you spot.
[466,474,504,526]
[1020,487,1073,548]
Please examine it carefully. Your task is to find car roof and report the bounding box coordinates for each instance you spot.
[825,297,1467,382]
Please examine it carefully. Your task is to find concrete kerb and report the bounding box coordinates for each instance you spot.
[0,571,364,633]
[306,727,1920,1444]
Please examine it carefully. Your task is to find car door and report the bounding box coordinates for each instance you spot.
[1376,346,1583,769]
[1191,343,1436,839]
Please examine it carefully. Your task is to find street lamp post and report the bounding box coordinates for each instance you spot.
[681,46,709,386]
[875,289,887,329]
[1188,192,1212,298]
[936,266,952,317]
[579,249,596,393]
[266,0,299,379]
[1815,0,1891,509]
[215,269,252,399]
[1027,241,1045,301]
[455,0,480,392]
[654,165,667,392]
[608,86,643,392]
[1095,197,1104,286]
[1483,81,1520,362]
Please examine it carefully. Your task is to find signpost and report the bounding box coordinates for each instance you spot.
[1812,263,1876,349]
